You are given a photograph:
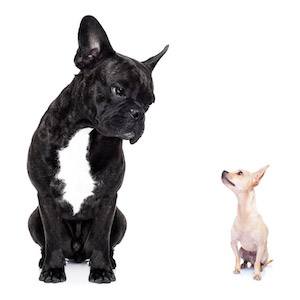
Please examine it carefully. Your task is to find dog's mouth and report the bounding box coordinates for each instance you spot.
[96,108,145,144]
[128,122,145,144]
[129,134,140,144]
[118,126,144,144]
[225,178,235,186]
[121,131,135,140]
[129,127,144,144]
[222,174,235,187]
[119,131,138,144]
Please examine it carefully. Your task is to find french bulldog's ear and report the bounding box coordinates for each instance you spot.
[143,45,169,72]
[74,16,114,70]
[252,165,269,187]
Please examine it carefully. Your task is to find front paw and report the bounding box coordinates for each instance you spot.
[89,268,116,284]
[39,268,66,283]
[233,268,240,274]
[253,273,262,281]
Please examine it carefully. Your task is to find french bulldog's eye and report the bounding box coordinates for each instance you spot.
[237,171,243,176]
[111,86,126,97]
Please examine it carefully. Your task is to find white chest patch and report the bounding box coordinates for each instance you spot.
[57,128,95,214]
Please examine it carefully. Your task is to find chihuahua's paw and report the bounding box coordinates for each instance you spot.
[39,267,66,283]
[253,274,262,281]
[233,268,240,274]
[89,268,116,284]
[241,261,248,269]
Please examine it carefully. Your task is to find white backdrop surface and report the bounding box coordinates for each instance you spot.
[1,0,300,299]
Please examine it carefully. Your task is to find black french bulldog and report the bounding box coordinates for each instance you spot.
[27,15,168,283]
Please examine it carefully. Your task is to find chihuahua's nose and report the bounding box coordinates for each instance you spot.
[222,170,228,176]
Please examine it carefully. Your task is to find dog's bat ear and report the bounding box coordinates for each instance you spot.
[252,165,269,187]
[74,16,114,70]
[143,45,169,72]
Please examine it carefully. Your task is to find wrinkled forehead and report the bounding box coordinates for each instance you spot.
[103,54,152,87]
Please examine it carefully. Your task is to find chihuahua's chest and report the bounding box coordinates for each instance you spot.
[234,217,261,252]
[238,232,258,252]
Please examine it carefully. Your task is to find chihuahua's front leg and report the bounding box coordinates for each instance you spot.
[253,244,265,280]
[231,225,241,274]
[231,240,241,274]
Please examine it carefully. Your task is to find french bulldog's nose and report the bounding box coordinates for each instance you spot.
[222,170,228,176]
[130,108,141,120]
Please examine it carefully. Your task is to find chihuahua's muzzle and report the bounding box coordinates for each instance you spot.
[221,170,235,186]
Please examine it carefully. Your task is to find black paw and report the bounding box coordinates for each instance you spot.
[89,268,116,284]
[39,268,66,283]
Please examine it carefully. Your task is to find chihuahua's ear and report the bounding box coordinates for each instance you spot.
[252,165,269,187]
[74,16,114,70]
[143,45,169,72]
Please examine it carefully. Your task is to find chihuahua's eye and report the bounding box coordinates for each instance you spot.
[237,171,243,176]
[111,86,126,97]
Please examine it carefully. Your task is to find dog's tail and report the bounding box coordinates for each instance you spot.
[261,259,273,269]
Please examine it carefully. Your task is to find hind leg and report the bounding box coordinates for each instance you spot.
[110,208,127,268]
[111,208,127,248]
[241,261,248,269]
[239,247,257,269]
[28,207,45,268]
[239,248,248,269]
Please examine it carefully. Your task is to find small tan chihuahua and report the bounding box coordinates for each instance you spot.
[221,166,273,280]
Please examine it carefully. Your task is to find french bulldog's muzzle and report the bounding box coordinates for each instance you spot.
[96,100,145,144]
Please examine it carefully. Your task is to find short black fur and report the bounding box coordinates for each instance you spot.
[28,15,168,283]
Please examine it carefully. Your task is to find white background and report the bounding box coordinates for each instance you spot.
[1,0,300,299]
